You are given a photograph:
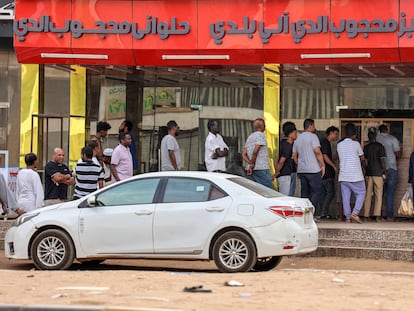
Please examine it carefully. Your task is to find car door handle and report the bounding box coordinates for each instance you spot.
[135,210,153,215]
[205,207,224,212]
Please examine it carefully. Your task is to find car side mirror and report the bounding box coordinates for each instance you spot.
[87,195,98,207]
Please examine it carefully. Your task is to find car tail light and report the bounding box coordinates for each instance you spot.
[268,206,304,218]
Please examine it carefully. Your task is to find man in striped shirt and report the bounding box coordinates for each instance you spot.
[73,146,104,200]
[337,123,366,224]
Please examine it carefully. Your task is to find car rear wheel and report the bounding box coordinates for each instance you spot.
[30,229,75,270]
[212,231,256,273]
[253,256,282,271]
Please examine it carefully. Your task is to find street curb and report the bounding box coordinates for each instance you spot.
[0,305,103,311]
[0,305,164,311]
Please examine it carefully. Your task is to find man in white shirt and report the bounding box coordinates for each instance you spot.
[161,120,181,171]
[15,153,44,215]
[337,123,366,224]
[205,120,229,172]
[292,118,325,209]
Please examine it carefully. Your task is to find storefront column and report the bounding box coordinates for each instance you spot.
[19,64,40,167]
[263,64,281,188]
[69,66,86,170]
[126,75,143,173]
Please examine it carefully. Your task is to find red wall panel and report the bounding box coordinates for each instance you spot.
[13,0,414,65]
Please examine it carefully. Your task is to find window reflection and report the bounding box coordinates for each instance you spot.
[97,178,160,206]
[163,177,226,203]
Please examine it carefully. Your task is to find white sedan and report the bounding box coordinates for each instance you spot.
[4,171,318,273]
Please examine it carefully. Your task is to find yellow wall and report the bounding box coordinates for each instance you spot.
[69,66,86,170]
[19,64,39,167]
[263,64,281,189]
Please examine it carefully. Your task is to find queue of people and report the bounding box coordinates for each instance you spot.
[276,120,401,223]
[0,119,139,217]
[159,117,404,223]
[0,117,405,224]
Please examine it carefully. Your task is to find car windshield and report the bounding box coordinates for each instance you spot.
[228,177,285,198]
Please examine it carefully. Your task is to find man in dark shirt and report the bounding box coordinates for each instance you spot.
[274,121,297,196]
[319,126,339,219]
[119,120,139,174]
[44,148,74,206]
[363,129,386,221]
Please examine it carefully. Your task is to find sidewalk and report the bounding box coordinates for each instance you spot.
[0,305,154,311]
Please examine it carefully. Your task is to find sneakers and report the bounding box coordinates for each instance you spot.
[351,213,363,224]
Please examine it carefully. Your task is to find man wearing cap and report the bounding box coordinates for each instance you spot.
[161,120,181,171]
[102,148,113,185]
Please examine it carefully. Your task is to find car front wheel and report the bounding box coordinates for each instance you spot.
[253,256,282,271]
[30,229,75,270]
[212,231,256,273]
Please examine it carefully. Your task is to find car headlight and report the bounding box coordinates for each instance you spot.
[14,212,40,226]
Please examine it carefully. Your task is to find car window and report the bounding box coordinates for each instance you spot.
[96,178,161,206]
[228,177,285,198]
[163,177,226,203]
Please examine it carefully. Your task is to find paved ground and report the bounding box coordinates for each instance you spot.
[1,250,414,310]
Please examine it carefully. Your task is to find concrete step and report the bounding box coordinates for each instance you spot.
[319,228,414,241]
[318,238,414,249]
[312,221,414,262]
[311,245,414,261]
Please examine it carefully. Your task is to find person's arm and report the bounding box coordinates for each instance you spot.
[98,179,104,189]
[249,144,262,169]
[323,154,338,174]
[110,164,120,182]
[359,154,365,167]
[168,150,179,170]
[242,147,254,176]
[51,173,74,185]
[214,147,229,158]
[292,152,298,166]
[35,176,44,209]
[274,156,287,177]
[1,198,7,214]
[242,147,251,164]
[395,150,402,159]
[313,147,325,176]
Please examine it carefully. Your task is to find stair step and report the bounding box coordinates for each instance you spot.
[319,228,414,240]
[318,238,414,249]
[311,246,414,261]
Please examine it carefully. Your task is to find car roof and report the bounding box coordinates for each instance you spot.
[132,171,235,181]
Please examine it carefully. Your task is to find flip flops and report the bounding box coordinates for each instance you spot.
[183,285,212,293]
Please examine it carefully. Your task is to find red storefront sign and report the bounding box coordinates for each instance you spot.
[13,0,414,65]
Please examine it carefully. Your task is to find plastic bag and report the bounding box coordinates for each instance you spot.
[398,188,414,216]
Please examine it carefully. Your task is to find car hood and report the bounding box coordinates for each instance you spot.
[27,200,74,216]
